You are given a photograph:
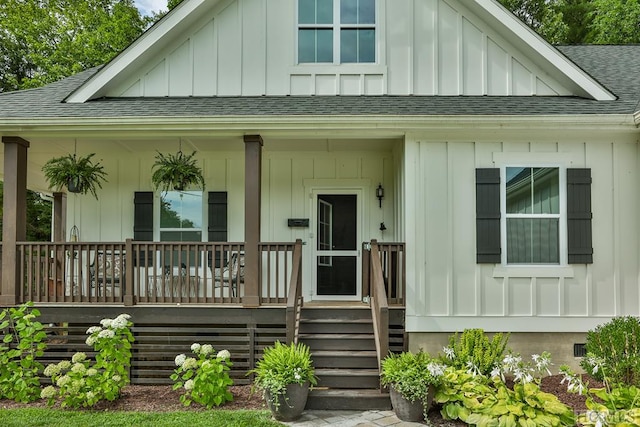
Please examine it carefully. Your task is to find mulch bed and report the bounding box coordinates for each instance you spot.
[0,374,602,425]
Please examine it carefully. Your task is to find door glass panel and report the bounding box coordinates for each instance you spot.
[316,194,357,296]
[317,256,356,295]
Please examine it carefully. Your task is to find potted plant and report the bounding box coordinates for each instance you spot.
[42,153,107,199]
[249,341,317,421]
[380,351,444,422]
[151,150,205,192]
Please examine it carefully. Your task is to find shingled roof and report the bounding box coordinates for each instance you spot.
[0,45,639,119]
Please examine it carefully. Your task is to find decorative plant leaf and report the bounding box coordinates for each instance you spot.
[42,153,107,199]
[151,151,205,192]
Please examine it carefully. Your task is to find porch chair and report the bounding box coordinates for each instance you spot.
[212,252,244,297]
[89,251,125,297]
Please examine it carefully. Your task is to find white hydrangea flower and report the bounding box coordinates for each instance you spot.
[71,363,86,374]
[217,349,231,360]
[40,386,57,399]
[87,368,98,377]
[100,318,113,328]
[56,375,71,388]
[86,391,95,400]
[43,364,59,377]
[111,316,128,329]
[72,352,87,363]
[58,360,71,371]
[201,344,213,355]
[86,336,97,346]
[98,329,115,339]
[191,343,201,353]
[86,326,102,335]
[184,379,194,391]
[112,375,122,383]
[183,357,198,370]
[175,354,187,367]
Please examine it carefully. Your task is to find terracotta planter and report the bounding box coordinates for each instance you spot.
[265,381,309,422]
[389,385,434,422]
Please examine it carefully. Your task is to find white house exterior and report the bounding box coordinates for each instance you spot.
[1,0,640,369]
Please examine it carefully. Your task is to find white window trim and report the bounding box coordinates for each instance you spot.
[296,0,378,65]
[499,165,567,266]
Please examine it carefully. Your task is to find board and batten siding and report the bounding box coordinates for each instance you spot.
[109,0,566,97]
[403,136,640,333]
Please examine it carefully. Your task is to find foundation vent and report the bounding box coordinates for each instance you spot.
[573,343,587,357]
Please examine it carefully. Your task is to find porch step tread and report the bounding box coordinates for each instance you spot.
[306,388,391,410]
[315,368,379,376]
[299,333,374,339]
[300,318,372,323]
[312,350,377,357]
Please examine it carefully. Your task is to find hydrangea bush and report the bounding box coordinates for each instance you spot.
[41,313,134,408]
[170,343,234,408]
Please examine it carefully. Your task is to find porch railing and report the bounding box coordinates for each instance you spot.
[363,241,406,306]
[16,240,295,305]
[369,239,389,374]
[285,240,303,344]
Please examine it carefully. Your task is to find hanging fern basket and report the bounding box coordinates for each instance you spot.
[151,150,205,192]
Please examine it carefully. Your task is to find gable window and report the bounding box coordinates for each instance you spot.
[475,167,592,266]
[504,167,562,264]
[298,0,376,64]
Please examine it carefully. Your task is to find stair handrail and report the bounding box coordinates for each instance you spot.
[369,239,389,374]
[286,239,304,344]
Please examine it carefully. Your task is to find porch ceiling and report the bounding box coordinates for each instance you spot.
[7,135,400,193]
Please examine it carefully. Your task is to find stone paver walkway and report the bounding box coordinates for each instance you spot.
[281,410,427,426]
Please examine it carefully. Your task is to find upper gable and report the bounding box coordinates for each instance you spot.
[66,0,614,102]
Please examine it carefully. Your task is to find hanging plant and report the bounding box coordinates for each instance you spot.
[151,150,205,192]
[42,153,107,199]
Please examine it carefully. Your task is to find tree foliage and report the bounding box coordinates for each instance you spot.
[0,0,149,92]
[499,0,640,44]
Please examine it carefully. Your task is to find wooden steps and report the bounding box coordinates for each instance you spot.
[299,306,404,410]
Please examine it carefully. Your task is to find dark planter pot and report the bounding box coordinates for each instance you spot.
[67,177,83,193]
[389,385,434,422]
[265,382,309,422]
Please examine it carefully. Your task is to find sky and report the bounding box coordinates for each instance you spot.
[134,0,168,17]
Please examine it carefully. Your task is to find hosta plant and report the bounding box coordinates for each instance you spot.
[170,343,234,408]
[562,358,640,426]
[436,352,575,426]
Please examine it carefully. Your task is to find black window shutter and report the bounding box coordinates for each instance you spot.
[476,168,501,263]
[567,168,593,264]
[208,192,228,268]
[133,192,153,241]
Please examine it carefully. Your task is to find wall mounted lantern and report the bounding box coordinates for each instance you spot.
[376,183,384,208]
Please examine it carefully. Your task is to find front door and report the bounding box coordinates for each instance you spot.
[313,192,361,301]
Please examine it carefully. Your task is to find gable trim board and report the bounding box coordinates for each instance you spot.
[63,0,614,102]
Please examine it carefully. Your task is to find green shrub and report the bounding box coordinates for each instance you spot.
[42,313,134,407]
[170,343,234,408]
[380,351,445,404]
[582,316,640,386]
[443,328,509,376]
[0,302,47,402]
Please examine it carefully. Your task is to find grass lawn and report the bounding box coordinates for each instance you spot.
[0,408,284,427]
